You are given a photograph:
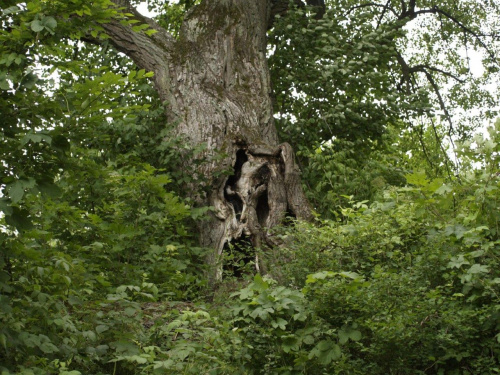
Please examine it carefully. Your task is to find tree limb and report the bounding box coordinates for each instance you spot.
[431,6,499,65]
[396,4,499,64]
[421,70,461,177]
[422,70,455,138]
[414,123,438,176]
[396,52,460,170]
[409,65,465,84]
[101,0,175,74]
[395,51,411,93]
[400,0,407,15]
[376,0,392,29]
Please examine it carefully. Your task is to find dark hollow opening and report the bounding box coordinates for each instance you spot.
[283,206,297,225]
[256,192,270,227]
[225,191,243,220]
[227,149,248,186]
[256,164,270,183]
[224,149,248,220]
[222,235,253,278]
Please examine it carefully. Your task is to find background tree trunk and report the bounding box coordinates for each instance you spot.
[104,0,312,280]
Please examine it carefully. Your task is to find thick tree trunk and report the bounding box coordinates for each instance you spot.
[103,0,312,281]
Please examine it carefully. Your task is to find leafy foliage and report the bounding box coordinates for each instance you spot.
[1,2,207,373]
[266,121,500,373]
[1,0,500,374]
[269,0,500,217]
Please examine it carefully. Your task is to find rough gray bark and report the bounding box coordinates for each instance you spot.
[102,0,313,281]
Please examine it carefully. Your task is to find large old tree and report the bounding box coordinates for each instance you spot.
[99,0,319,277]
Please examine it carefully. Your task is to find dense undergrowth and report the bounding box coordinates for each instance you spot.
[1,1,500,373]
[2,122,500,374]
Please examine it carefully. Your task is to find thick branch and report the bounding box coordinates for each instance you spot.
[395,51,411,91]
[400,0,406,15]
[92,0,178,102]
[409,67,460,176]
[409,64,465,84]
[395,53,457,144]
[414,124,438,176]
[103,0,175,73]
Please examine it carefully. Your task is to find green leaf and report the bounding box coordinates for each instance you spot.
[338,324,362,344]
[0,198,12,216]
[154,360,174,369]
[8,181,24,203]
[124,307,137,316]
[96,325,109,334]
[82,330,96,341]
[435,183,453,195]
[234,287,253,300]
[40,341,59,354]
[281,335,299,353]
[132,23,150,32]
[253,273,269,291]
[405,171,428,187]
[467,264,489,274]
[52,134,71,152]
[447,255,470,269]
[21,132,52,146]
[249,306,273,320]
[38,181,62,198]
[271,317,288,330]
[68,296,83,306]
[145,29,158,36]
[128,70,137,80]
[0,333,7,350]
[4,207,33,231]
[338,331,348,344]
[306,271,336,284]
[0,76,9,90]
[128,355,148,364]
[81,98,90,109]
[31,20,44,32]
[444,224,468,239]
[303,335,315,345]
[2,6,20,15]
[43,16,57,31]
[339,271,361,280]
[309,340,341,365]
